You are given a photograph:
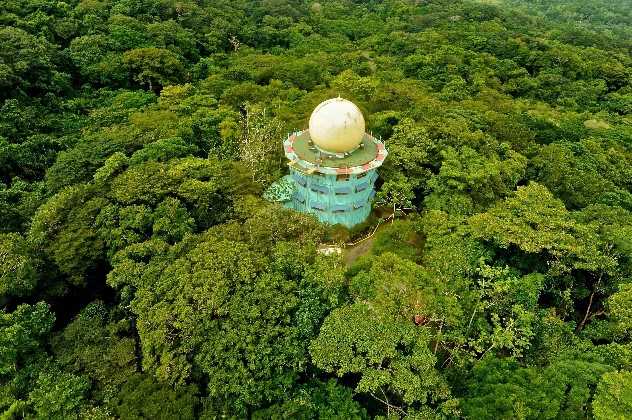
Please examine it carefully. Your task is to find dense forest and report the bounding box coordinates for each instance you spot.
[1,0,632,418]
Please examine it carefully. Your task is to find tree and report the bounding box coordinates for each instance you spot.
[28,369,90,420]
[593,371,632,420]
[28,184,107,287]
[123,48,185,91]
[460,355,613,420]
[0,233,38,299]
[0,303,55,414]
[0,27,69,99]
[375,174,415,219]
[239,104,285,185]
[425,145,527,215]
[251,380,367,419]
[0,302,54,376]
[67,35,126,85]
[51,301,137,406]
[311,251,461,415]
[31,155,255,288]
[468,183,611,273]
[608,284,632,339]
[0,178,46,233]
[107,201,337,411]
[110,374,198,420]
[310,302,452,415]
[530,139,632,210]
[467,183,624,333]
[379,118,433,192]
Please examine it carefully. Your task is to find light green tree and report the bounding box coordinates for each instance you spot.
[593,371,632,420]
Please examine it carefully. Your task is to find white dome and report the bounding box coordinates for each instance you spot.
[308,98,365,154]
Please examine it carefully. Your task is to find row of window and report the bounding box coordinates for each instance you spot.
[310,203,367,213]
[310,184,369,195]
[294,191,376,213]
[335,172,368,181]
[292,174,375,195]
[292,171,370,186]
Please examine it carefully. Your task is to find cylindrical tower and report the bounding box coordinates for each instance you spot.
[279,98,387,228]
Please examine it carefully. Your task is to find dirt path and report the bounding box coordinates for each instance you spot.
[342,235,376,266]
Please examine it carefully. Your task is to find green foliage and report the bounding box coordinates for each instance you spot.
[0,233,38,298]
[107,201,335,411]
[593,371,632,420]
[311,249,464,415]
[129,137,198,165]
[379,118,433,191]
[0,303,54,378]
[530,139,632,210]
[608,284,632,339]
[426,145,527,215]
[252,380,367,419]
[28,369,89,420]
[370,219,422,262]
[123,48,185,91]
[29,184,107,286]
[0,303,55,414]
[110,374,198,420]
[263,175,295,202]
[0,178,46,233]
[29,156,254,290]
[375,173,415,216]
[468,183,617,275]
[460,356,613,419]
[311,302,450,407]
[51,301,137,405]
[2,0,632,417]
[0,27,69,99]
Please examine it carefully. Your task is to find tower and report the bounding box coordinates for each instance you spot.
[269,98,387,228]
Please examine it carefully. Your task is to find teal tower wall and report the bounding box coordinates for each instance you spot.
[279,129,388,228]
[284,168,378,227]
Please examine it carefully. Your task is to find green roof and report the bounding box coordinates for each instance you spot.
[291,131,378,168]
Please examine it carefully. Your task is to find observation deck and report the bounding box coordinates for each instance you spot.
[283,130,387,175]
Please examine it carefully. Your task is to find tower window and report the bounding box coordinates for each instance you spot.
[336,174,350,181]
[310,184,328,194]
[334,186,353,195]
[311,202,326,211]
[292,173,307,186]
